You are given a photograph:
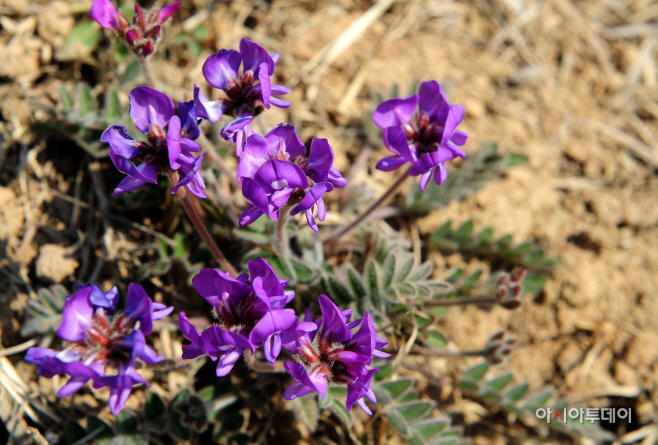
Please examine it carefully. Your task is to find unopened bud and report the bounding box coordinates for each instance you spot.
[484,330,517,364]
[496,267,526,310]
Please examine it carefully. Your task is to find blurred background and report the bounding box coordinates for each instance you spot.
[0,0,657,444]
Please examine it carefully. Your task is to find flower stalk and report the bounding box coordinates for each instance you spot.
[323,165,411,244]
[276,205,292,258]
[423,296,498,307]
[139,57,157,89]
[172,173,237,276]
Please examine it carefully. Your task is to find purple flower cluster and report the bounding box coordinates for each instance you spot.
[236,123,346,231]
[194,38,291,156]
[178,258,298,375]
[25,283,173,415]
[281,295,390,414]
[373,80,468,190]
[179,262,389,415]
[91,0,179,57]
[101,87,207,198]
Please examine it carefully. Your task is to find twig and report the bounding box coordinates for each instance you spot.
[323,166,410,244]
[0,339,37,357]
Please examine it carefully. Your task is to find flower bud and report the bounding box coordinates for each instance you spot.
[496,267,526,309]
[484,330,517,365]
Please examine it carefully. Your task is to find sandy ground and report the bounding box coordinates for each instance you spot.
[1,0,657,444]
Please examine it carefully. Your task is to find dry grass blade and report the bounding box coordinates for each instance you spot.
[286,0,396,89]
[573,114,658,167]
[612,35,658,109]
[605,24,658,40]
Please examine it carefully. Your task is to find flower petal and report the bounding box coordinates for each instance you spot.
[157,1,180,23]
[167,115,182,169]
[129,87,175,134]
[239,38,275,75]
[305,138,334,183]
[258,63,272,109]
[372,95,418,129]
[90,0,118,30]
[202,49,242,90]
[194,84,226,123]
[100,126,140,159]
[57,287,94,342]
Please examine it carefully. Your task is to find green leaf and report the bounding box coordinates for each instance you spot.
[387,410,412,438]
[414,418,448,440]
[505,383,529,402]
[461,362,489,382]
[522,388,554,408]
[328,398,352,427]
[427,331,447,348]
[86,416,113,443]
[506,153,529,166]
[432,221,452,240]
[457,381,479,392]
[455,221,474,238]
[365,260,380,296]
[64,22,101,55]
[382,254,396,288]
[114,39,130,62]
[377,379,413,401]
[60,86,74,112]
[290,394,319,432]
[65,420,86,445]
[323,276,352,304]
[398,401,434,422]
[291,258,317,283]
[347,266,366,299]
[78,85,95,117]
[145,392,166,421]
[104,90,122,120]
[116,411,138,435]
[483,373,513,392]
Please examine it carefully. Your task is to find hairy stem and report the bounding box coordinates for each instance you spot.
[139,57,157,89]
[243,351,287,373]
[323,165,411,244]
[276,205,292,258]
[423,297,498,307]
[171,173,237,276]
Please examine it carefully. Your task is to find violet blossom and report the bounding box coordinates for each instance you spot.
[91,0,180,57]
[178,258,298,376]
[100,86,207,198]
[194,38,291,156]
[25,283,173,415]
[282,295,390,415]
[373,80,468,191]
[236,123,346,232]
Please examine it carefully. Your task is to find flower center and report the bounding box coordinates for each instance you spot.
[67,310,134,368]
[222,72,263,118]
[404,111,444,156]
[212,291,259,334]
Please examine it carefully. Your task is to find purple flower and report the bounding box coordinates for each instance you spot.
[373,81,468,191]
[282,295,390,415]
[236,123,346,232]
[25,283,173,415]
[178,258,298,375]
[101,87,207,198]
[194,38,291,156]
[91,0,180,57]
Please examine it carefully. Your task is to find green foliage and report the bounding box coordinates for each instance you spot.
[44,83,130,157]
[406,142,528,212]
[319,387,352,427]
[322,248,451,317]
[172,25,211,57]
[372,378,463,445]
[431,220,560,273]
[457,362,615,441]
[21,284,69,345]
[58,22,102,60]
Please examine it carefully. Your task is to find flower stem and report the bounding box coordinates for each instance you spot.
[276,205,292,258]
[423,297,498,307]
[175,185,237,276]
[139,57,157,89]
[323,165,411,244]
[243,350,287,373]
